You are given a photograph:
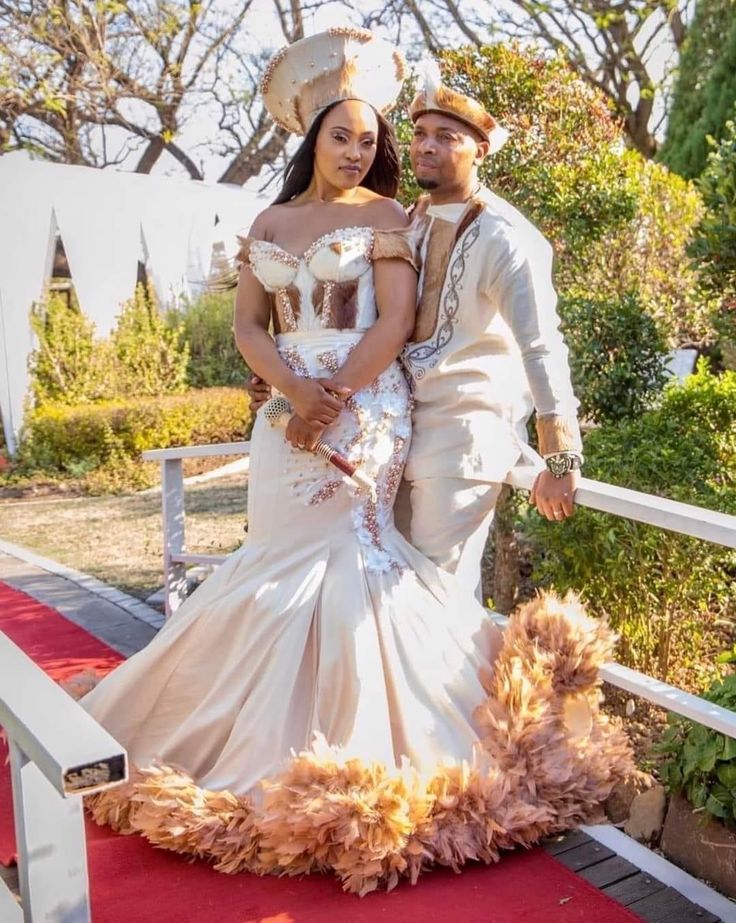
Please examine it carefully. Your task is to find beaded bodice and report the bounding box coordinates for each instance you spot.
[236,222,419,573]
[238,227,377,333]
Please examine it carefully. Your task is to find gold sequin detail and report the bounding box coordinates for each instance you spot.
[317,349,339,375]
[303,226,374,264]
[362,497,382,550]
[260,45,290,96]
[251,240,299,270]
[281,347,309,378]
[381,436,407,508]
[278,289,298,332]
[321,281,335,327]
[309,480,342,506]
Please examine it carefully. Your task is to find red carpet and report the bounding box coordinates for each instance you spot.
[0,581,640,921]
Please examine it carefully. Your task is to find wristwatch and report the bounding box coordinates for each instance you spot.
[545,452,583,479]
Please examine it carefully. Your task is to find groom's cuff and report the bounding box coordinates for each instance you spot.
[536,413,583,457]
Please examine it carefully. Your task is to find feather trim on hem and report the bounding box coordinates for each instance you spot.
[84,592,635,896]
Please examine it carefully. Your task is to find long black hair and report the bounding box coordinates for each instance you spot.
[272,100,400,204]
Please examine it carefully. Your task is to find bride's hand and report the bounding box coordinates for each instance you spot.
[285,415,325,451]
[286,377,345,426]
[315,377,352,401]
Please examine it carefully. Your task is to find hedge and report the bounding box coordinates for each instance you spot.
[20,387,252,476]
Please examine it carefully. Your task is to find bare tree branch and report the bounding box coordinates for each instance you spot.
[393,0,690,157]
[0,0,302,183]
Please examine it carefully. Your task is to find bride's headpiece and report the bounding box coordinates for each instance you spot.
[409,58,509,153]
[261,28,406,136]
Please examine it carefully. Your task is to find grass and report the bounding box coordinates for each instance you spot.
[0,474,248,600]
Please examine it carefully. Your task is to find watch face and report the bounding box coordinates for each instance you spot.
[547,455,571,477]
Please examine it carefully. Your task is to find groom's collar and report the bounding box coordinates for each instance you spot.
[414,186,489,226]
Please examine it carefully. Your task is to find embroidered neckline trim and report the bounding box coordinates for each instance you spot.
[251,226,374,267]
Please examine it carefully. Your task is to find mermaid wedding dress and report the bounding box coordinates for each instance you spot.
[80,226,633,894]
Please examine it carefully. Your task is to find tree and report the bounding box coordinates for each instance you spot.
[0,0,302,184]
[688,120,736,353]
[370,0,691,159]
[659,0,736,178]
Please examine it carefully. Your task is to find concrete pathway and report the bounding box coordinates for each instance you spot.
[0,547,161,657]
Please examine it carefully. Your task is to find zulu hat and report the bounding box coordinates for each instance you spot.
[261,27,406,135]
[409,59,509,152]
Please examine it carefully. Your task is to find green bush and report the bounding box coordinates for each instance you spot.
[655,669,736,824]
[527,363,736,682]
[28,293,111,405]
[28,284,189,406]
[658,0,736,181]
[579,158,715,347]
[692,120,736,296]
[168,290,249,388]
[111,284,189,396]
[19,387,252,478]
[559,291,668,424]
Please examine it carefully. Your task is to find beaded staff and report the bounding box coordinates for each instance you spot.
[263,395,376,495]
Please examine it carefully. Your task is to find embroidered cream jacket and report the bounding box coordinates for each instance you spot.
[397,185,582,483]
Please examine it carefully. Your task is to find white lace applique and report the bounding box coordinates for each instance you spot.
[280,341,412,573]
[348,362,412,574]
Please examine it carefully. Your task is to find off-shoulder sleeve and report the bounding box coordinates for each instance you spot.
[371,229,420,273]
[235,235,255,267]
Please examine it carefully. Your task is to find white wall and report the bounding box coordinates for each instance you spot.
[0,155,269,454]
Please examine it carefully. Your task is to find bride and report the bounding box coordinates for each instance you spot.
[80,28,633,895]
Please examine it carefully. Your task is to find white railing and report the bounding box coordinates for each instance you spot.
[0,635,127,923]
[143,439,736,743]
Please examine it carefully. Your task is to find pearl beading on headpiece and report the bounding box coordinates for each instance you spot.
[260,29,406,135]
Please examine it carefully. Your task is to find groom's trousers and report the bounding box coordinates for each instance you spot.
[394,477,503,596]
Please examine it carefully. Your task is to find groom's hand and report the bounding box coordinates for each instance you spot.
[247,374,272,412]
[530,470,579,522]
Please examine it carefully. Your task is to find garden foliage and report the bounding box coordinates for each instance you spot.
[19,388,251,492]
[167,291,248,389]
[29,285,189,405]
[656,669,736,823]
[659,0,736,180]
[28,283,250,407]
[558,291,668,424]
[110,284,189,396]
[528,364,736,682]
[690,120,736,354]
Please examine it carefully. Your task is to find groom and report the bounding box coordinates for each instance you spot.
[250,73,583,593]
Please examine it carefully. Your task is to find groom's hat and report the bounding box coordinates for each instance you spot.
[409,59,509,153]
[261,28,406,135]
